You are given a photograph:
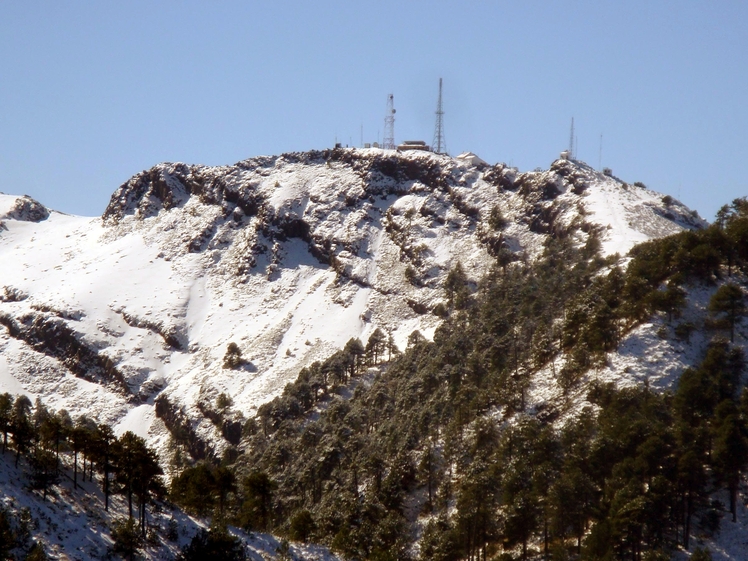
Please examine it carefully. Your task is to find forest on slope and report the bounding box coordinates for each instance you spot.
[166,197,748,560]
[3,196,748,560]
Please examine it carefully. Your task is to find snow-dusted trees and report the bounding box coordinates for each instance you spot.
[0,394,165,543]
[223,342,243,369]
[709,282,746,342]
[0,392,11,453]
[365,328,387,365]
[11,395,32,467]
[170,462,236,521]
[113,431,165,536]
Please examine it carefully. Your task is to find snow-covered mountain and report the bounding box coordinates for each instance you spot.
[0,148,704,461]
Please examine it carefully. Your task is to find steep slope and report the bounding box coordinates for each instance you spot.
[0,450,341,560]
[0,149,703,461]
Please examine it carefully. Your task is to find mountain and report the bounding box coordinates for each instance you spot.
[17,147,748,560]
[0,149,704,464]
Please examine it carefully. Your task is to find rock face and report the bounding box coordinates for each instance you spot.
[0,149,704,460]
[0,194,50,222]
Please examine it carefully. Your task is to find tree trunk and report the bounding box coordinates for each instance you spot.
[104,469,110,511]
[684,492,692,550]
[128,484,133,519]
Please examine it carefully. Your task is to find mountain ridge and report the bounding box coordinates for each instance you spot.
[0,149,704,463]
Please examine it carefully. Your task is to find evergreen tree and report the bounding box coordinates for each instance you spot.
[70,416,93,490]
[289,510,316,543]
[92,424,116,510]
[171,463,218,517]
[366,328,387,366]
[445,261,470,310]
[11,395,32,467]
[113,431,163,535]
[0,393,11,453]
[29,447,59,499]
[178,527,246,561]
[239,471,276,531]
[223,342,243,369]
[709,283,747,342]
[712,407,748,522]
[110,518,143,561]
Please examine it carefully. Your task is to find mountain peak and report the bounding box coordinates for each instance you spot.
[0,148,705,462]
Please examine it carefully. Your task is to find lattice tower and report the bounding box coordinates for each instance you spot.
[383,94,395,150]
[432,78,447,154]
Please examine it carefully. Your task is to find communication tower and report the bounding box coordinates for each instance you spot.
[568,117,575,159]
[383,94,396,150]
[432,78,447,155]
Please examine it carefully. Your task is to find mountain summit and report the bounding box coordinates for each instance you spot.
[0,148,703,459]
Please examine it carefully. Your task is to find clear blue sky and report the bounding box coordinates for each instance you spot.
[1,1,746,220]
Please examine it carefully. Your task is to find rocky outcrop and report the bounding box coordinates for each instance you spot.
[1,195,49,222]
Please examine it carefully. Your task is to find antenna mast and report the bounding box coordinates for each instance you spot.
[383,94,396,150]
[568,117,575,159]
[432,78,447,155]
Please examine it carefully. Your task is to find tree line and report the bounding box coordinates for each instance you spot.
[0,393,164,539]
[162,197,748,560]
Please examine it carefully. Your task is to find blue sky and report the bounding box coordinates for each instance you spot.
[1,1,746,220]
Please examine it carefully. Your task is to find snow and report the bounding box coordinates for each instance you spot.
[0,449,342,560]
[0,354,28,397]
[0,151,703,463]
[115,404,156,439]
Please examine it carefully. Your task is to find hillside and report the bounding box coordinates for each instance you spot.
[0,149,702,464]
[232,195,748,561]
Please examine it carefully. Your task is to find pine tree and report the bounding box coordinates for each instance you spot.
[240,471,276,531]
[709,283,747,342]
[93,424,116,510]
[365,328,387,366]
[0,393,11,453]
[29,447,59,499]
[712,408,748,522]
[11,395,32,467]
[170,463,218,517]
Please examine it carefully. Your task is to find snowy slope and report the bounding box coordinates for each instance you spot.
[0,451,341,560]
[0,149,704,462]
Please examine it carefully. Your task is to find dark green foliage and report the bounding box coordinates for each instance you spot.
[223,202,748,560]
[110,518,143,561]
[366,328,387,366]
[10,195,748,559]
[178,528,245,561]
[239,471,276,532]
[114,431,165,537]
[488,205,508,230]
[170,463,236,521]
[288,510,315,542]
[709,283,747,342]
[0,392,11,453]
[29,448,59,499]
[691,547,713,561]
[0,507,14,560]
[444,261,470,310]
[0,393,167,558]
[12,395,33,467]
[25,542,48,561]
[217,392,233,410]
[223,342,243,369]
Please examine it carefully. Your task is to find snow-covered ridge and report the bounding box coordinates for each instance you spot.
[0,149,703,461]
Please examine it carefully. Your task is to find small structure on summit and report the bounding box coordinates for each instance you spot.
[397,140,431,152]
[456,152,488,167]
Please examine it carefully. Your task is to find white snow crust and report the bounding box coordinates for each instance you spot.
[0,153,703,463]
